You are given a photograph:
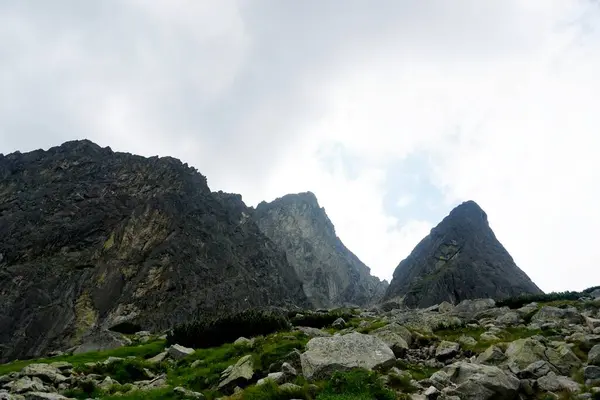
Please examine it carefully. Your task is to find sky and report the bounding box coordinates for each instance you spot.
[1,0,599,293]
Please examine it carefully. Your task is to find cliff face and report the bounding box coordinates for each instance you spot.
[383,200,543,308]
[0,140,308,362]
[253,192,388,308]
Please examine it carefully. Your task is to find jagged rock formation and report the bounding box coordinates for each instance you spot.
[383,200,543,308]
[0,140,309,363]
[253,192,388,308]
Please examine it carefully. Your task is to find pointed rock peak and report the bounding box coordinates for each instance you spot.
[258,191,321,210]
[448,200,487,221]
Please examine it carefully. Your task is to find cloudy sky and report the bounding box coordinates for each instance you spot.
[1,1,599,293]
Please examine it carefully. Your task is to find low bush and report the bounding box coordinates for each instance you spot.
[290,310,354,329]
[496,288,597,309]
[75,358,163,384]
[167,308,292,349]
[316,369,396,400]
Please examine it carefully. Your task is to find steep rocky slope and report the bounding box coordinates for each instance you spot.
[2,290,600,399]
[0,140,309,363]
[253,192,388,308]
[383,200,543,308]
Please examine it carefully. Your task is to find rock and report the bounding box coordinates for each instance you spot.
[382,201,543,309]
[3,377,47,394]
[496,312,522,325]
[167,344,195,360]
[537,372,580,393]
[423,386,439,398]
[279,382,302,392]
[370,330,409,357]
[98,376,119,391]
[586,317,600,331]
[442,361,520,400]
[73,330,131,354]
[257,372,285,386]
[476,345,506,365]
[147,351,168,364]
[371,323,413,346]
[504,338,547,372]
[532,306,584,325]
[173,386,205,399]
[332,318,346,329]
[218,355,254,390]
[136,373,168,390]
[300,332,396,380]
[281,362,297,379]
[23,394,70,400]
[253,192,387,308]
[0,140,310,363]
[48,362,71,371]
[584,365,600,385]
[435,341,460,361]
[439,302,454,313]
[589,344,600,366]
[458,336,477,347]
[233,337,255,347]
[544,342,581,375]
[517,360,557,379]
[20,364,67,384]
[296,327,331,338]
[479,332,500,342]
[516,303,539,317]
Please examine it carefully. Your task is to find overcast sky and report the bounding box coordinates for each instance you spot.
[1,1,599,293]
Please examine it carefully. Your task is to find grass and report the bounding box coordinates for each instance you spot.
[394,360,438,381]
[0,339,166,375]
[316,369,396,400]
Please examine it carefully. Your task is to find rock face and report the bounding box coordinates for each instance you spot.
[253,192,388,308]
[383,200,543,308]
[0,140,309,362]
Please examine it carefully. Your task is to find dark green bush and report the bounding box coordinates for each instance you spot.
[290,310,354,329]
[242,379,310,400]
[75,358,161,384]
[167,308,292,349]
[497,290,586,309]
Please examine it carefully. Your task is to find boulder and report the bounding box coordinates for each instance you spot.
[589,344,600,366]
[504,338,547,372]
[537,372,579,393]
[173,386,205,399]
[544,342,581,375]
[300,332,395,380]
[233,337,255,347]
[531,306,584,325]
[517,360,558,379]
[296,327,331,338]
[167,344,194,360]
[332,318,346,329]
[584,366,600,386]
[370,330,409,357]
[20,364,67,384]
[218,355,254,390]
[476,345,506,365]
[435,341,460,361]
[371,323,413,346]
[23,394,71,400]
[3,377,46,394]
[72,330,131,354]
[439,302,454,313]
[442,361,520,400]
[147,351,168,364]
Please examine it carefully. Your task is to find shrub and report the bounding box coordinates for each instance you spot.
[290,310,354,329]
[317,369,396,400]
[242,380,310,400]
[75,358,162,384]
[497,291,585,309]
[167,308,291,349]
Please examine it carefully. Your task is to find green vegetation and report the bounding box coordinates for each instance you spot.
[394,360,438,381]
[497,286,600,309]
[0,339,166,375]
[168,308,292,349]
[290,309,355,329]
[317,369,396,400]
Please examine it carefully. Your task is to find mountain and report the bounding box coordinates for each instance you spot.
[0,140,309,362]
[253,192,388,308]
[383,200,543,308]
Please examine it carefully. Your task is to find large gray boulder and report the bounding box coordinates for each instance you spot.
[218,355,254,390]
[504,338,547,372]
[300,332,395,380]
[531,306,584,325]
[442,361,520,400]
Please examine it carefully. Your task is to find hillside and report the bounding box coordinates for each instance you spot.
[253,192,387,308]
[383,200,543,308]
[0,140,309,363]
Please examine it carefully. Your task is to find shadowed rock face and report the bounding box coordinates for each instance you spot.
[253,192,388,308]
[0,140,309,362]
[383,200,543,308]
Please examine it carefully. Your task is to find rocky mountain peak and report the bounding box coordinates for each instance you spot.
[253,193,387,308]
[383,201,543,308]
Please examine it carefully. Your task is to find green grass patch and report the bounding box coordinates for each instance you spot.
[316,369,395,400]
[0,340,166,375]
[394,360,438,381]
[100,387,180,400]
[357,320,389,334]
[241,379,312,400]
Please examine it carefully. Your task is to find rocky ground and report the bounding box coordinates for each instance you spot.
[2,292,600,400]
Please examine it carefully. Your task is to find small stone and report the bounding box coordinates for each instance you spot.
[173,386,205,399]
[332,318,346,329]
[147,351,168,364]
[233,337,255,347]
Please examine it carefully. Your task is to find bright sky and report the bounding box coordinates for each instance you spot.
[1,1,599,292]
